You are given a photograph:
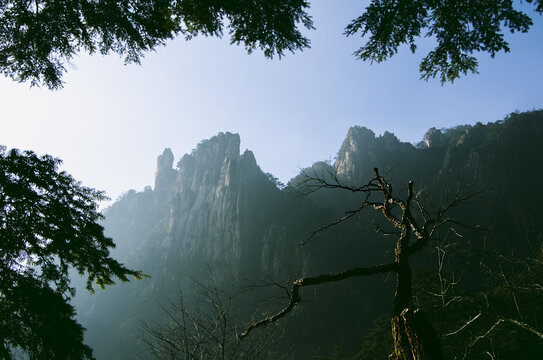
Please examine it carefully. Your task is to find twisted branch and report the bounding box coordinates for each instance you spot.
[240,262,397,338]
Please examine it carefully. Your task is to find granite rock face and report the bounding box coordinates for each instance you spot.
[156,132,290,278]
[334,126,423,188]
[423,127,446,148]
[154,147,175,192]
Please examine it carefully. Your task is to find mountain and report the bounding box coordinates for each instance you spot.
[72,110,543,359]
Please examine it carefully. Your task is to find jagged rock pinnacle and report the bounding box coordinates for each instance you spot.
[154,148,175,191]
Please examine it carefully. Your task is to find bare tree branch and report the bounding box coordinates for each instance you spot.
[300,197,374,247]
[463,317,543,359]
[442,312,482,337]
[240,262,398,338]
[142,278,275,359]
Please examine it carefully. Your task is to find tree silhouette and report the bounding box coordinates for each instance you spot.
[0,146,145,359]
[241,168,478,359]
[1,0,541,88]
[0,0,313,89]
[345,0,543,83]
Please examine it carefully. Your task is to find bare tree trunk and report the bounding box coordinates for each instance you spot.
[390,256,442,360]
[390,307,443,360]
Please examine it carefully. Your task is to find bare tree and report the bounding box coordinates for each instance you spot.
[433,243,543,359]
[142,277,275,360]
[241,168,478,360]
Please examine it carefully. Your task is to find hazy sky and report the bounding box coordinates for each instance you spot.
[2,1,543,206]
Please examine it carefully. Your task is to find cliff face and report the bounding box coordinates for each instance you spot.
[150,132,295,280]
[336,127,409,180]
[74,110,543,359]
[154,148,175,194]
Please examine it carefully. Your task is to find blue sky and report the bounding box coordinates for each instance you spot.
[2,1,542,206]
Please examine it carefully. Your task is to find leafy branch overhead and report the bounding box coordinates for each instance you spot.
[0,0,313,89]
[1,0,541,89]
[345,0,543,83]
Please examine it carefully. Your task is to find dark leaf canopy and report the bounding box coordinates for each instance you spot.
[0,1,541,88]
[0,0,313,89]
[0,275,93,359]
[345,0,542,83]
[0,146,145,358]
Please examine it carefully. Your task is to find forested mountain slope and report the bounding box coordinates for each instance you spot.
[72,110,543,359]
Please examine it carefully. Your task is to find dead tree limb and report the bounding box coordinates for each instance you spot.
[240,262,397,338]
[243,168,475,359]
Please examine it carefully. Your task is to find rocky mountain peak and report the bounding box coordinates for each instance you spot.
[335,127,375,176]
[335,126,406,181]
[154,148,175,191]
[340,126,376,154]
[191,132,240,169]
[423,127,446,148]
[156,148,174,171]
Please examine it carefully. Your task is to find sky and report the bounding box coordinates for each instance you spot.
[2,1,543,207]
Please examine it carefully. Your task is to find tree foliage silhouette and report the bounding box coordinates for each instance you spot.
[0,0,313,89]
[0,146,145,359]
[345,0,543,83]
[1,0,541,89]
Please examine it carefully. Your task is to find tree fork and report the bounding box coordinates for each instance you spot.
[240,169,465,359]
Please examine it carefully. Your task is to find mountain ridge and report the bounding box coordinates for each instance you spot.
[73,109,543,359]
